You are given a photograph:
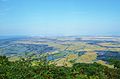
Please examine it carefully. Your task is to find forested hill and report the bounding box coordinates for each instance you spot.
[0,56,120,79]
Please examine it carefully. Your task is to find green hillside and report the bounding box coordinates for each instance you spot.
[0,56,120,79]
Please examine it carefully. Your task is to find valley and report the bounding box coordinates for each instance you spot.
[0,36,120,67]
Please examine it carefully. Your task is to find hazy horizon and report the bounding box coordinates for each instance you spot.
[0,0,120,36]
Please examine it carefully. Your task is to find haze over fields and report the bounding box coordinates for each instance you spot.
[0,0,120,79]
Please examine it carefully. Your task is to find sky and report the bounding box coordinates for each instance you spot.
[0,0,120,36]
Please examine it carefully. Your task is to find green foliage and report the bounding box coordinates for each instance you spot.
[109,59,120,69]
[0,56,120,79]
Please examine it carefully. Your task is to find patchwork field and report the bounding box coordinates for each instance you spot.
[0,36,120,67]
